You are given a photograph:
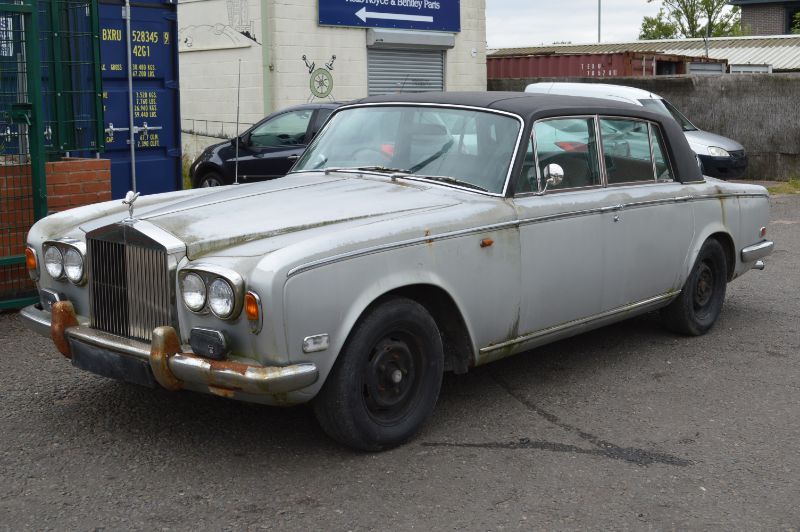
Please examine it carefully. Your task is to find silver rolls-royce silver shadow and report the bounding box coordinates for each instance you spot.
[22,92,774,450]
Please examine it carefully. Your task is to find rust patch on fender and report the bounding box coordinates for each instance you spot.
[205,359,252,376]
[150,326,183,391]
[51,301,79,359]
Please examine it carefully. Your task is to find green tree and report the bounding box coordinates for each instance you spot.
[792,12,800,34]
[639,0,741,40]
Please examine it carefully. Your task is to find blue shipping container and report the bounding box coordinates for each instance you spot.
[99,0,181,198]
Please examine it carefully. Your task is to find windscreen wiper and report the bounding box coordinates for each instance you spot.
[418,175,488,192]
[323,166,411,175]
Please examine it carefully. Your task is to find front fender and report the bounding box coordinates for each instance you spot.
[282,261,478,401]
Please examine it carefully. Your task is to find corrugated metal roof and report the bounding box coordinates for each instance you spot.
[488,35,800,71]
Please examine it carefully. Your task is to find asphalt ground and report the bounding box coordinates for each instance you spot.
[1,193,798,530]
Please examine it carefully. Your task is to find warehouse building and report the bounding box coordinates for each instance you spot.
[730,0,800,35]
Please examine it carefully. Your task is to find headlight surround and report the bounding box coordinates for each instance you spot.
[63,247,84,284]
[44,246,64,279]
[707,146,730,157]
[208,278,235,318]
[179,264,244,320]
[181,272,207,312]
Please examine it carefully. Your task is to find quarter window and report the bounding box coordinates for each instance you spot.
[650,125,674,182]
[532,117,601,191]
[600,118,654,185]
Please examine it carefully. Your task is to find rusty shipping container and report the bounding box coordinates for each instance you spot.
[487,52,727,79]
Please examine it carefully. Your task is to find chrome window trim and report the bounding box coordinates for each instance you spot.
[525,114,603,196]
[598,115,661,187]
[290,101,526,198]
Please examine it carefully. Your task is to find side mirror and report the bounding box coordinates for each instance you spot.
[538,163,564,194]
[232,134,248,148]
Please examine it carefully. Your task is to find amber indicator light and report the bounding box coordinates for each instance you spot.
[760,227,767,238]
[25,247,37,270]
[245,292,259,321]
[480,238,494,248]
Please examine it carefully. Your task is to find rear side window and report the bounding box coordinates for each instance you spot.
[600,118,654,185]
[532,117,601,191]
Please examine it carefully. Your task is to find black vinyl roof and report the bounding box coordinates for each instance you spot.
[354,91,703,183]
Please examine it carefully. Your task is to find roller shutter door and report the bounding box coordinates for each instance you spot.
[367,48,444,96]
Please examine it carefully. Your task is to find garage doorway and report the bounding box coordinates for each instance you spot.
[367,48,444,95]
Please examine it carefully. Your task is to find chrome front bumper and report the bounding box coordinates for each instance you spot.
[20,302,318,398]
[741,240,774,263]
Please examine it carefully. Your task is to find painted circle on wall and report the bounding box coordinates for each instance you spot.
[310,68,333,99]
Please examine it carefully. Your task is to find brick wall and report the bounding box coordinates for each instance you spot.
[45,158,112,212]
[741,5,787,35]
[0,157,111,303]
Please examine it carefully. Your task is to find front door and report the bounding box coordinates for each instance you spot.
[513,117,609,341]
[231,108,314,180]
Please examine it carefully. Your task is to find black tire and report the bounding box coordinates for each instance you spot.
[196,171,227,188]
[661,238,728,336]
[314,297,444,451]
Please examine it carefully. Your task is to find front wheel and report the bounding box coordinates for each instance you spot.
[314,297,444,451]
[196,171,228,188]
[661,238,728,336]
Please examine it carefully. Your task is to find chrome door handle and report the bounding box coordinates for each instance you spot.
[287,154,300,161]
[674,195,692,202]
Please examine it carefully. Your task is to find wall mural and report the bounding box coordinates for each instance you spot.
[179,0,259,52]
[303,54,336,101]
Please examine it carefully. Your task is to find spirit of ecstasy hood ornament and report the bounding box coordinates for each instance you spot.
[122,190,140,223]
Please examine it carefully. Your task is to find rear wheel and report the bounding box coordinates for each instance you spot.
[661,238,727,336]
[314,297,444,451]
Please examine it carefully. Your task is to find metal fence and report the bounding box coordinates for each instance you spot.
[39,0,103,154]
[0,0,46,309]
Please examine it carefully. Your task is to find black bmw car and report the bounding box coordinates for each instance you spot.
[189,102,341,187]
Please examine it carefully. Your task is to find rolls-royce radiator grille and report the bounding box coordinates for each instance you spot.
[88,237,172,342]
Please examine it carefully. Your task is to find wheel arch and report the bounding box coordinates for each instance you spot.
[191,162,226,187]
[366,284,475,375]
[686,227,736,283]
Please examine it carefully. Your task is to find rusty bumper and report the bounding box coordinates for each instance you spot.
[20,302,318,397]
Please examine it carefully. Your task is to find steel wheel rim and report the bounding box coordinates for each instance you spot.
[362,332,422,425]
[201,175,222,187]
[693,261,715,311]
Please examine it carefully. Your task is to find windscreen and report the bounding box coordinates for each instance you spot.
[639,98,697,132]
[292,106,522,194]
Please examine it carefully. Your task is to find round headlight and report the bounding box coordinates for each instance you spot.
[181,273,206,311]
[64,247,84,283]
[44,246,64,279]
[208,278,235,318]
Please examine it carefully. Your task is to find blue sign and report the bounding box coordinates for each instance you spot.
[319,0,460,32]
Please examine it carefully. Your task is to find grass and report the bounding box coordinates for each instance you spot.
[767,178,800,195]
[182,154,192,190]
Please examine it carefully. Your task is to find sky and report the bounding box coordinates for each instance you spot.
[486,0,664,49]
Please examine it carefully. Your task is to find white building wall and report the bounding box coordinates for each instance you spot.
[178,0,265,158]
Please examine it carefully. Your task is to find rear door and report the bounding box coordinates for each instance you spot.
[597,117,694,306]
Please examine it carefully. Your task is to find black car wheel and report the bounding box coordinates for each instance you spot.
[197,171,227,188]
[314,297,443,451]
[661,238,727,336]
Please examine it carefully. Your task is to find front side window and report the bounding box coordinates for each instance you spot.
[531,117,601,191]
[600,118,656,185]
[293,106,522,194]
[249,110,313,148]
